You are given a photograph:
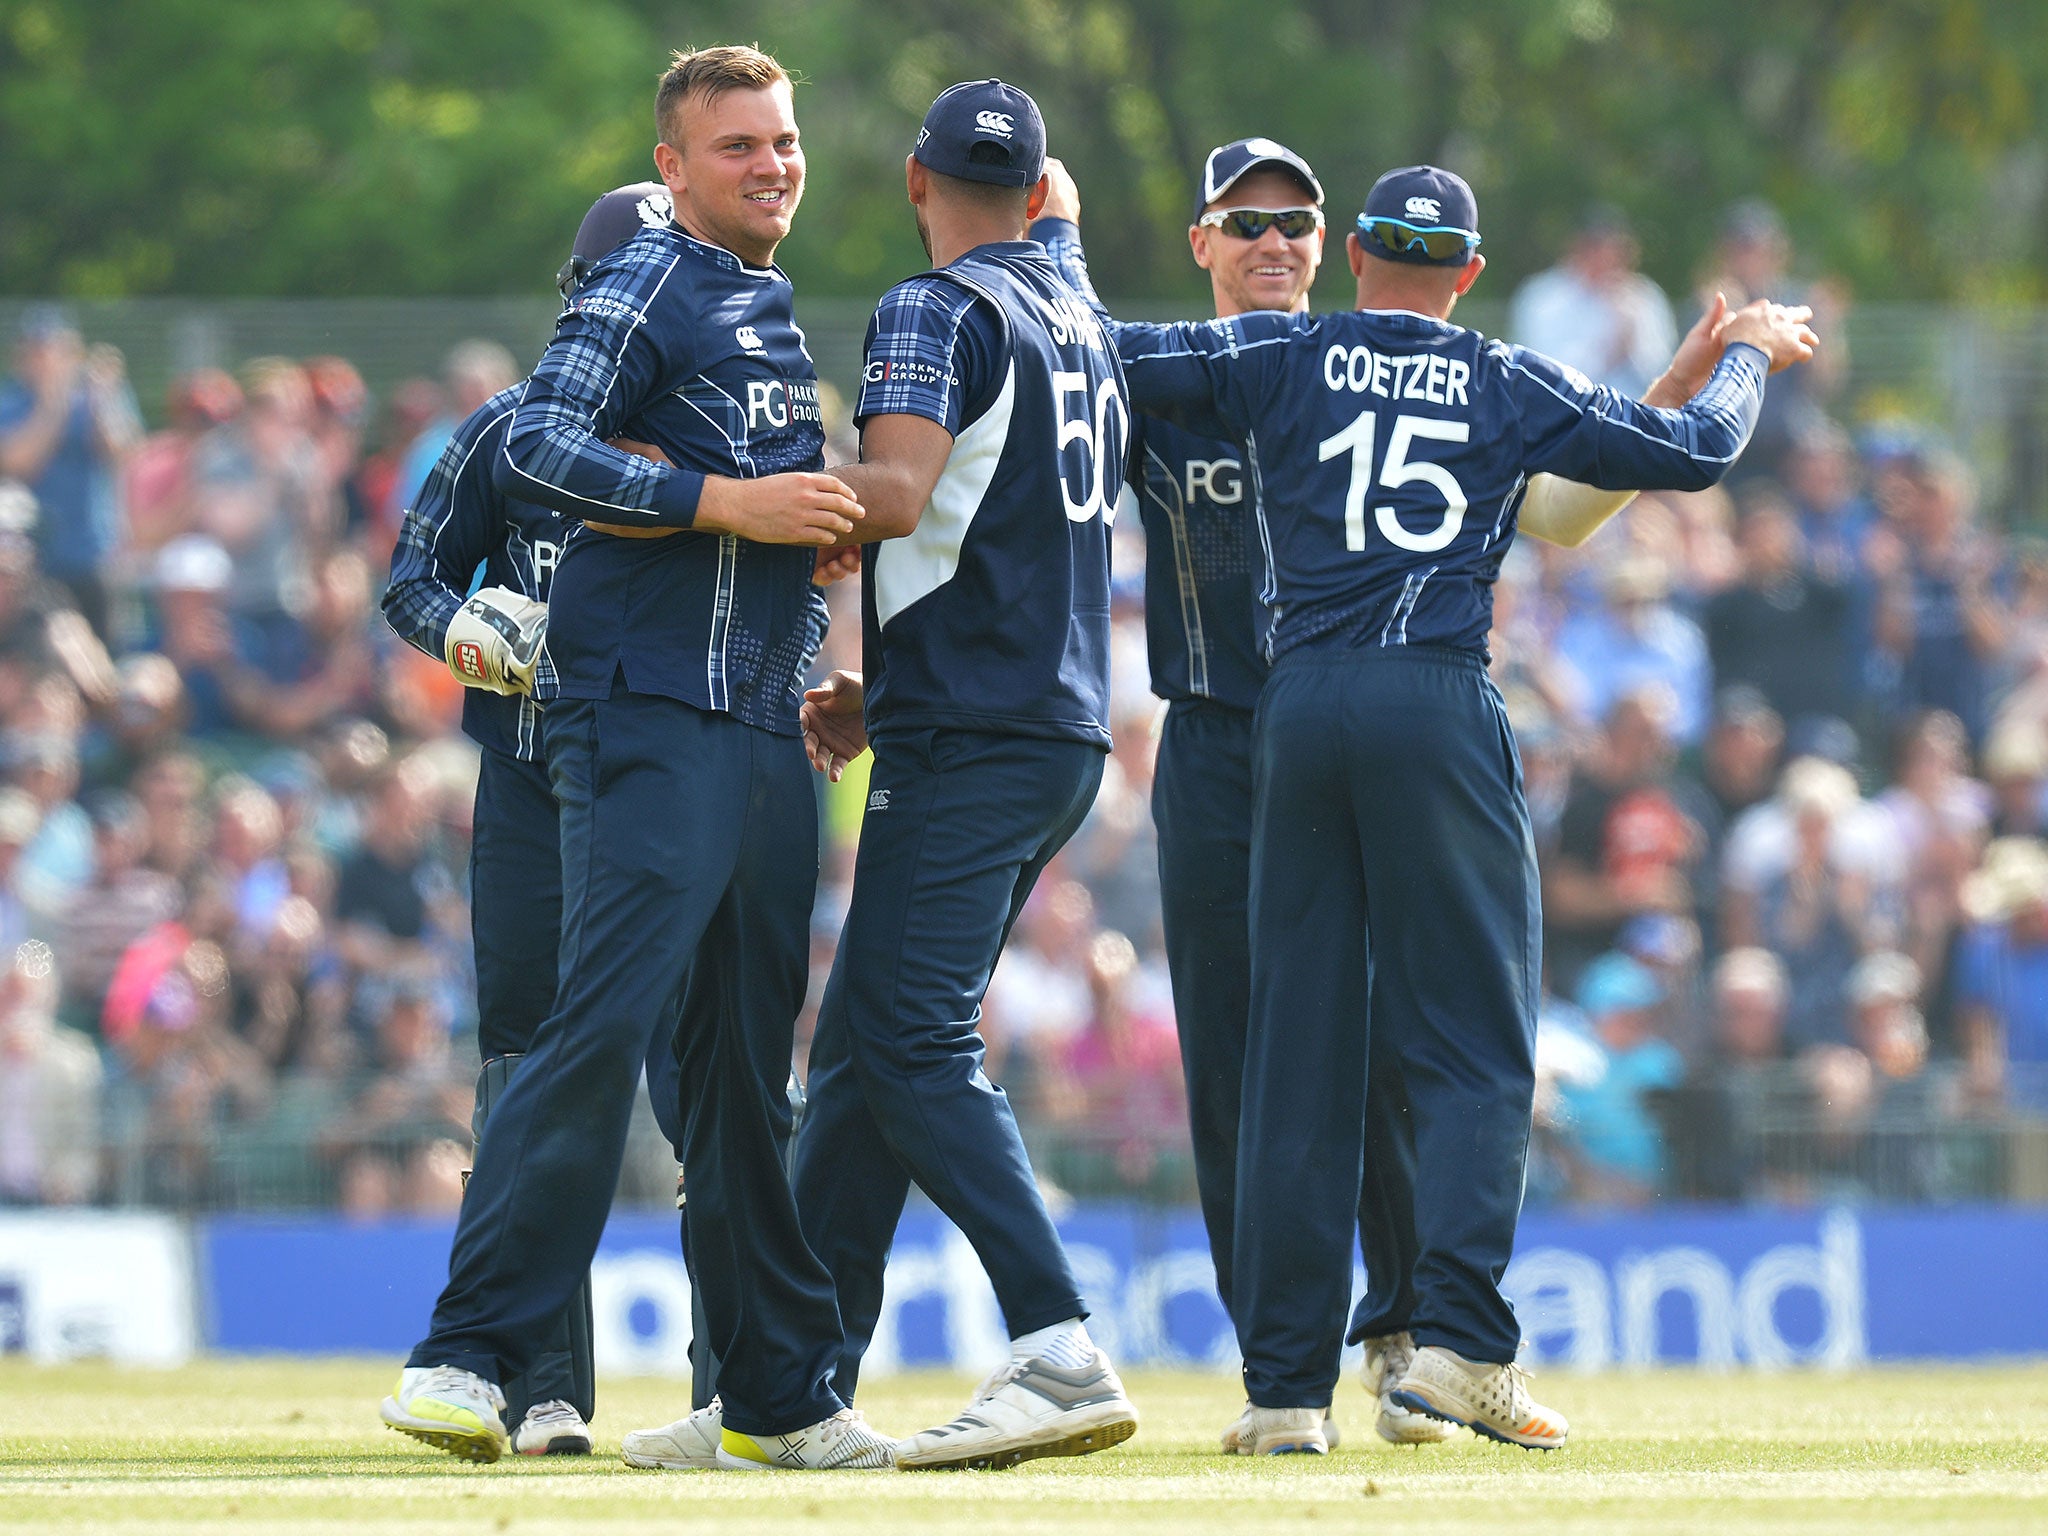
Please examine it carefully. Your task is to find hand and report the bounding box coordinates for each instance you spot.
[23,331,82,400]
[1652,293,1729,403]
[1039,157,1081,224]
[84,343,127,397]
[1718,299,1819,374]
[444,587,548,695]
[813,546,862,586]
[695,471,863,545]
[800,669,867,781]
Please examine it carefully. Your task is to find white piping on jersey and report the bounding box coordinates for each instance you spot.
[874,360,1017,628]
[1116,332,1293,367]
[1141,443,1210,698]
[1240,428,1281,662]
[1381,565,1438,647]
[1490,471,1528,545]
[699,380,760,477]
[1498,353,1752,465]
[499,255,685,517]
[706,532,738,710]
[435,406,517,570]
[683,388,758,479]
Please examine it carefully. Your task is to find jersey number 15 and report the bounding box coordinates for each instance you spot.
[1317,411,1470,554]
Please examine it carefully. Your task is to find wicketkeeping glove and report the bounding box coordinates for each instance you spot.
[444,587,548,696]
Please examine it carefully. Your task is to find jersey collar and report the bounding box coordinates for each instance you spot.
[667,220,786,282]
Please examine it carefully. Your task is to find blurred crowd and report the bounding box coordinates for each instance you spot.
[3,197,2047,1217]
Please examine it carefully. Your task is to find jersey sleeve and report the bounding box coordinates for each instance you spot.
[381,397,518,661]
[854,277,999,436]
[494,241,705,527]
[1503,341,1768,492]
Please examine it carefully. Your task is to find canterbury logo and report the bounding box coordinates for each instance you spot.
[867,789,890,811]
[975,110,1014,135]
[1405,195,1442,220]
[735,325,764,352]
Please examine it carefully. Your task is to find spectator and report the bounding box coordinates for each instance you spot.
[1667,946,1794,1201]
[149,534,246,738]
[1955,838,2048,1111]
[0,939,101,1204]
[1875,711,1989,991]
[320,974,469,1218]
[124,368,242,555]
[1046,932,1187,1198]
[1781,420,1877,581]
[1552,952,1685,1205]
[1742,758,1882,1051]
[1556,556,1710,745]
[985,879,1097,1061]
[187,358,334,646]
[129,748,208,883]
[1672,686,1784,945]
[53,790,181,1028]
[332,754,459,1003]
[0,307,140,636]
[1507,206,1678,397]
[1703,489,1855,726]
[1542,686,1703,992]
[0,787,39,957]
[7,731,91,922]
[384,340,517,531]
[1982,719,2048,840]
[354,377,445,562]
[1866,450,2011,745]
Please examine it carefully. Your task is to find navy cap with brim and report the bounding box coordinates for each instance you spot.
[914,79,1046,189]
[1194,137,1324,220]
[1357,164,1480,266]
[572,183,674,266]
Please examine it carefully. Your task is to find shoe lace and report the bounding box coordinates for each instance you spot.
[524,1399,579,1427]
[817,1408,882,1447]
[422,1366,504,1413]
[968,1359,1029,1407]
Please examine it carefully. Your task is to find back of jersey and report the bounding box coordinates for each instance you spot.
[858,242,1127,747]
[1115,306,1762,660]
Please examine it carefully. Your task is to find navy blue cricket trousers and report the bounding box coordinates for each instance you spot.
[1152,699,1422,1342]
[793,728,1103,1400]
[1236,646,1539,1406]
[412,689,845,1438]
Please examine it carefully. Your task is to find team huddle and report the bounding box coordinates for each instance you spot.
[377,44,1818,1469]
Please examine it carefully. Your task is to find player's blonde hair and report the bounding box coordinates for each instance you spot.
[656,45,791,149]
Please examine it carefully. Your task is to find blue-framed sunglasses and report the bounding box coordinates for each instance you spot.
[1355,215,1481,262]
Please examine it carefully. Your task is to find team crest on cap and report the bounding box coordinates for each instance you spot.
[635,189,673,228]
[975,110,1014,136]
[1405,195,1443,221]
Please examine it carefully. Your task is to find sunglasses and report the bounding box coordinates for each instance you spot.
[1197,206,1325,240]
[1356,216,1481,262]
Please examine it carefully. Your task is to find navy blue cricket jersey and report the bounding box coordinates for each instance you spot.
[1056,233,1768,662]
[383,386,564,761]
[853,241,1126,747]
[495,222,828,735]
[1035,219,1268,711]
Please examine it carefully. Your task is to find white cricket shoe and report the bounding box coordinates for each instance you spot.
[717,1409,898,1471]
[622,1397,724,1469]
[380,1365,508,1463]
[1393,1345,1569,1450]
[1361,1333,1453,1445]
[1231,1405,1328,1455]
[511,1399,592,1456]
[1221,1404,1342,1453]
[896,1347,1138,1470]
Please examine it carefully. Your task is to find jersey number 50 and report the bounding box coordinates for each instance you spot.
[1052,371,1128,524]
[1317,411,1471,553]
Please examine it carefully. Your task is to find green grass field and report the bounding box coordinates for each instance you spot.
[3,1359,2045,1534]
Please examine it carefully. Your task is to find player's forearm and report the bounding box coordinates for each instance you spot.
[827,460,927,542]
[0,394,69,481]
[1517,478,1637,548]
[497,406,704,529]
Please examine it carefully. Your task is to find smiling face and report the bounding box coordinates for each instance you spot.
[654,79,805,267]
[1190,167,1326,318]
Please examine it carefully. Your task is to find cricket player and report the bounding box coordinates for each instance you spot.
[1057,163,1815,1450]
[382,46,896,1472]
[1033,140,1449,1453]
[783,80,1139,1471]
